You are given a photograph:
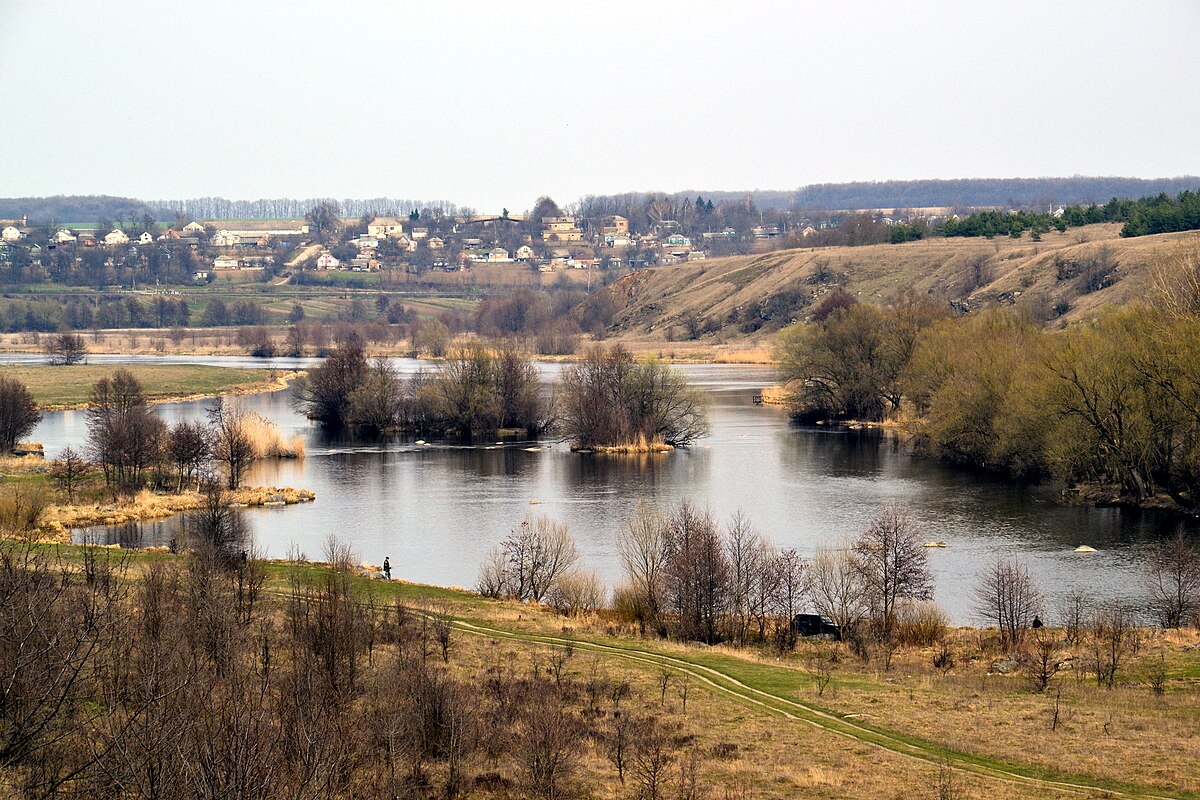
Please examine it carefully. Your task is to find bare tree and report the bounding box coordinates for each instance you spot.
[853,506,933,637]
[1090,604,1134,689]
[1144,530,1200,628]
[48,445,88,503]
[616,502,669,630]
[1021,626,1063,692]
[663,502,729,644]
[166,420,211,492]
[86,369,165,492]
[479,514,580,603]
[973,556,1043,650]
[0,376,41,453]
[43,333,87,366]
[809,542,868,634]
[725,512,767,645]
[208,399,254,490]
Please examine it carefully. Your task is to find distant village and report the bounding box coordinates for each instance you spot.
[0,191,1076,290]
[0,194,960,287]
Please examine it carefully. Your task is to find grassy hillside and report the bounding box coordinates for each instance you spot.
[604,224,1200,342]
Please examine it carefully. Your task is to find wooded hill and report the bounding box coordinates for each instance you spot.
[602,224,1200,341]
[791,176,1200,210]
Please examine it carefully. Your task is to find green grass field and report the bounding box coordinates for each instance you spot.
[0,363,276,407]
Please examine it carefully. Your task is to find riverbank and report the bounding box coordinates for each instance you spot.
[8,542,1199,798]
[1,329,778,365]
[0,363,300,410]
[33,485,316,543]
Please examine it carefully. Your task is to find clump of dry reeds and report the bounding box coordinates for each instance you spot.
[241,413,305,459]
[593,433,673,454]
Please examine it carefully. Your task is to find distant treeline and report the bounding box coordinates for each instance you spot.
[148,197,465,222]
[2,196,467,225]
[8,179,1200,224]
[792,177,1200,211]
[0,195,157,225]
[938,189,1200,240]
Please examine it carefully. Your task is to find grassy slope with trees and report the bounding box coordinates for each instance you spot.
[603,225,1200,342]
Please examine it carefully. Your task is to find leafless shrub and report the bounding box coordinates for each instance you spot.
[478,514,580,603]
[974,555,1043,650]
[1144,530,1200,628]
[895,600,949,647]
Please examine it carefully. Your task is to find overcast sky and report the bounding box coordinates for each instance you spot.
[2,1,1198,211]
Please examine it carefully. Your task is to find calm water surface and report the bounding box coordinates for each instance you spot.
[14,354,1191,623]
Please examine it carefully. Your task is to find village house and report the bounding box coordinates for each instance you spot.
[687,250,707,262]
[664,233,692,248]
[488,247,511,262]
[605,233,633,248]
[515,244,535,261]
[213,255,239,269]
[600,215,629,236]
[316,251,341,269]
[157,229,181,241]
[1,226,22,242]
[801,226,818,238]
[751,225,781,239]
[350,236,378,249]
[104,229,130,246]
[138,231,154,244]
[702,227,738,240]
[210,230,240,247]
[411,227,429,240]
[53,229,77,243]
[192,270,211,282]
[349,256,380,271]
[426,236,445,250]
[367,217,405,238]
[541,216,583,242]
[182,221,206,234]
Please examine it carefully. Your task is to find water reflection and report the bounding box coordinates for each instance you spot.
[11,357,1195,622]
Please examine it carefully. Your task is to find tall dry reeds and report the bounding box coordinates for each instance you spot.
[241,412,305,459]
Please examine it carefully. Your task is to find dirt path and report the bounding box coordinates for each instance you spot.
[447,617,1187,800]
[286,242,322,267]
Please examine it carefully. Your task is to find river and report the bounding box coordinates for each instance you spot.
[12,354,1189,623]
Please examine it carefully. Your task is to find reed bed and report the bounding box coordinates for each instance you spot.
[591,433,674,453]
[242,413,305,459]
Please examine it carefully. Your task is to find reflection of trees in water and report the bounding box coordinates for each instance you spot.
[779,427,889,477]
[560,450,700,497]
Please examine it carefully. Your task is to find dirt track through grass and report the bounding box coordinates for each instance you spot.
[446,617,1191,800]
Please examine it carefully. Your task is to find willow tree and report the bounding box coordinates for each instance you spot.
[558,344,708,449]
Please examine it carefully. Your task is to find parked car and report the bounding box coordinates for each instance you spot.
[791,613,842,640]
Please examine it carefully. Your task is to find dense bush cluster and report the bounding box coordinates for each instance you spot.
[293,336,552,437]
[776,251,1200,511]
[558,345,709,449]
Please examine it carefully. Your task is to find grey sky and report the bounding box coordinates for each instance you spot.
[2,1,1198,212]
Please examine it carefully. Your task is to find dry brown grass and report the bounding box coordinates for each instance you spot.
[241,412,305,459]
[605,225,1200,346]
[589,433,674,453]
[34,485,315,543]
[438,621,1062,799]
[791,627,1200,795]
[419,590,1199,797]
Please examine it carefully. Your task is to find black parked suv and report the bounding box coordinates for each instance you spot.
[791,614,842,640]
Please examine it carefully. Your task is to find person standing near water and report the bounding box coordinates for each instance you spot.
[383,556,391,581]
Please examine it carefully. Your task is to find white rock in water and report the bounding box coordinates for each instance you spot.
[1074,545,1098,553]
